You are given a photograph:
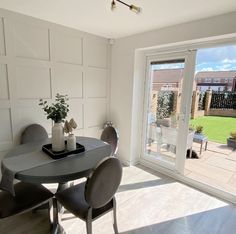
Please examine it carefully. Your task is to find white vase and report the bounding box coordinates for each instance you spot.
[67,134,76,151]
[52,122,65,152]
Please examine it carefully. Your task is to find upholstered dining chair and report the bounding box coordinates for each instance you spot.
[21,124,48,144]
[100,126,119,156]
[0,182,54,225]
[55,157,122,234]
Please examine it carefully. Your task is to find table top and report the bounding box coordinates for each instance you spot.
[193,133,208,142]
[6,137,111,184]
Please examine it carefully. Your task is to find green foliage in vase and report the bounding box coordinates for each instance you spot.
[39,93,69,123]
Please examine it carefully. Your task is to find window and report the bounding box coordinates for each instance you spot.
[213,78,220,83]
[205,78,212,83]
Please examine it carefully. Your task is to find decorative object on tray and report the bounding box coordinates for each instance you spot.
[103,121,113,129]
[39,93,69,152]
[64,118,78,151]
[42,141,85,159]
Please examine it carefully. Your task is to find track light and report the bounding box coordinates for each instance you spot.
[111,0,116,11]
[129,4,141,13]
[111,0,141,14]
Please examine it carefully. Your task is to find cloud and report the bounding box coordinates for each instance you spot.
[152,63,184,70]
[198,67,214,72]
[222,58,236,63]
[215,64,236,71]
[196,45,236,64]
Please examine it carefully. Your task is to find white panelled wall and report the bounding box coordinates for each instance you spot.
[0,9,110,152]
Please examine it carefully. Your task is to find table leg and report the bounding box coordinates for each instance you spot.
[200,142,203,155]
[56,182,69,214]
[205,141,208,151]
[57,182,69,192]
[52,198,65,234]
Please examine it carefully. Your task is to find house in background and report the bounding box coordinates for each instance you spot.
[195,71,236,91]
[152,68,184,91]
[153,69,236,92]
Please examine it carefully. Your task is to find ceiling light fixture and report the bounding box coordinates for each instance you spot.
[111,0,141,14]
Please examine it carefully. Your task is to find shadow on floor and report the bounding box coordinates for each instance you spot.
[118,178,173,193]
[119,205,236,234]
[118,164,174,193]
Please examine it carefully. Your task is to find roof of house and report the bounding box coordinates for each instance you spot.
[153,68,184,83]
[195,71,236,79]
[152,69,236,84]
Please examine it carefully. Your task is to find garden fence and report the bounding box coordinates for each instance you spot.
[210,91,236,109]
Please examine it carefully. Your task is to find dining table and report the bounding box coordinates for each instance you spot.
[0,136,112,233]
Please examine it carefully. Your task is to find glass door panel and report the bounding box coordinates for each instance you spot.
[143,51,196,171]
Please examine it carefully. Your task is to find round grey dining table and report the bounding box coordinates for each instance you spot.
[4,136,112,234]
[8,136,111,185]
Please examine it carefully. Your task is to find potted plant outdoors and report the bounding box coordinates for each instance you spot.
[64,118,78,151]
[227,132,236,149]
[195,125,204,135]
[39,93,69,152]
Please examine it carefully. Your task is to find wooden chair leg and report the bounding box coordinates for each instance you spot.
[113,197,118,234]
[86,208,92,234]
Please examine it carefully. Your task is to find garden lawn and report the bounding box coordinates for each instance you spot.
[190,116,236,144]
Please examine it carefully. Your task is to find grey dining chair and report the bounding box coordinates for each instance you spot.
[100,126,119,156]
[21,124,48,144]
[55,157,122,234]
[0,182,54,225]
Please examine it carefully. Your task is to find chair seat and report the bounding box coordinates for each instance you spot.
[56,182,113,220]
[0,182,53,218]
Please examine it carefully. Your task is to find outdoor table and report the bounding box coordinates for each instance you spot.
[1,136,112,233]
[193,134,208,155]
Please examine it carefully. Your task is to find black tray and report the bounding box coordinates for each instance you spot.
[42,141,85,159]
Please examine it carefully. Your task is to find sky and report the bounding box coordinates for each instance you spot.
[152,45,236,72]
[196,45,236,72]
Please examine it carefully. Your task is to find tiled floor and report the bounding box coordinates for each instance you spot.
[1,165,236,233]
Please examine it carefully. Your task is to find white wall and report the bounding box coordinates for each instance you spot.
[0,9,110,151]
[110,12,236,165]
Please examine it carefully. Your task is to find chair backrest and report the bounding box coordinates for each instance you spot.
[161,125,195,150]
[21,124,48,144]
[100,126,119,155]
[161,125,177,146]
[85,157,122,209]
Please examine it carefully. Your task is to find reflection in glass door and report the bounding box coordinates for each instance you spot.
[143,52,196,172]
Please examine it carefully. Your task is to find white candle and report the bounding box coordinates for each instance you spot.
[67,134,76,151]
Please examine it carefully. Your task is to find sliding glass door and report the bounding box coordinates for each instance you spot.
[142,51,196,173]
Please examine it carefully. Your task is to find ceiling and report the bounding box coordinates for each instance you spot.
[0,0,236,38]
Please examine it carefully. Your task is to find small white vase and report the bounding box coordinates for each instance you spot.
[52,122,65,152]
[67,134,76,151]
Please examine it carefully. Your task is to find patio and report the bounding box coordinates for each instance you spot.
[185,141,236,195]
[146,140,236,195]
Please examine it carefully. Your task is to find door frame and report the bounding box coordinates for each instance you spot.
[141,50,196,174]
[137,35,236,204]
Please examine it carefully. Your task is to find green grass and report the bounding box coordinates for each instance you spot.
[190,116,236,144]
